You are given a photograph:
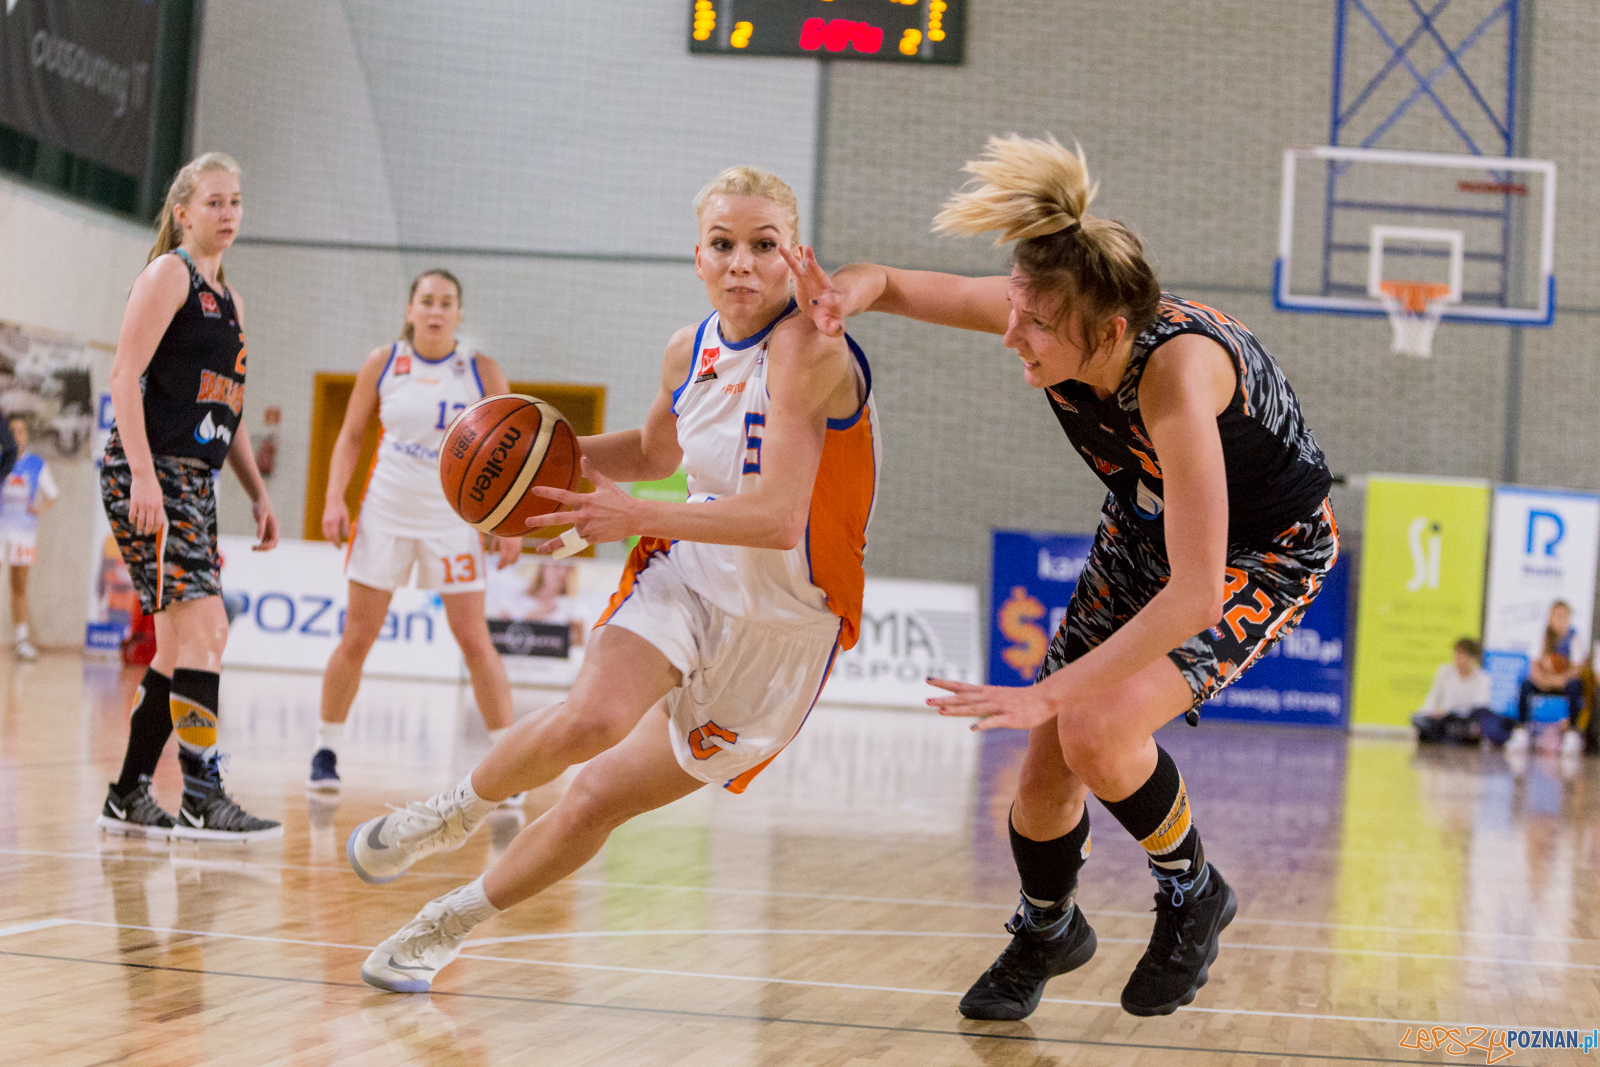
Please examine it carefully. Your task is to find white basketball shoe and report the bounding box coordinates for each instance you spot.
[361,898,476,993]
[361,879,497,993]
[347,781,492,885]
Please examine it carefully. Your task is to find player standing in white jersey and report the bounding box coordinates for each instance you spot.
[344,166,880,994]
[0,416,56,660]
[312,270,522,792]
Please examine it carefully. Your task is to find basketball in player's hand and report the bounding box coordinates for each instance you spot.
[1543,653,1572,675]
[438,394,582,536]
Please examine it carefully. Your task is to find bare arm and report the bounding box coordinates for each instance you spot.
[780,246,1010,336]
[226,421,279,550]
[320,346,388,544]
[110,255,190,534]
[1030,335,1234,703]
[531,316,851,551]
[574,326,692,484]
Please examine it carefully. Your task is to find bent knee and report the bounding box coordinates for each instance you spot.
[558,771,648,836]
[546,699,634,761]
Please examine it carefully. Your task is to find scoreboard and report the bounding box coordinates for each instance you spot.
[688,1,965,64]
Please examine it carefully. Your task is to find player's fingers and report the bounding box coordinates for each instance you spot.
[525,509,581,530]
[926,676,980,694]
[529,485,583,504]
[580,456,614,490]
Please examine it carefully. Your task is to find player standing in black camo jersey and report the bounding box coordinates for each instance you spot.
[96,153,283,843]
[784,135,1337,1019]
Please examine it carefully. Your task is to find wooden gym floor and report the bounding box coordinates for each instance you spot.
[2,653,1596,1066]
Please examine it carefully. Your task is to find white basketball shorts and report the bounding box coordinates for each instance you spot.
[600,548,842,792]
[345,521,485,593]
[0,532,36,567]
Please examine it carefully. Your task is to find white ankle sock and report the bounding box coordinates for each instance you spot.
[439,875,500,927]
[487,727,508,746]
[14,623,27,643]
[453,773,497,826]
[316,721,344,754]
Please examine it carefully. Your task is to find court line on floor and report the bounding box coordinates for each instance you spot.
[2,918,1535,1030]
[0,948,1456,1066]
[461,927,1600,970]
[8,845,1597,948]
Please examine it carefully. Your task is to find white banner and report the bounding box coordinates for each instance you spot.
[218,536,980,709]
[219,536,463,679]
[1482,486,1600,712]
[822,578,981,708]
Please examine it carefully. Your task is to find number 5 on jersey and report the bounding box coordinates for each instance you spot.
[743,412,765,475]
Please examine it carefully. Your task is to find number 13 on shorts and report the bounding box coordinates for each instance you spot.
[440,553,477,584]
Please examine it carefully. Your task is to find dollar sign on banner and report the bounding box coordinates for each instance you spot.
[998,586,1048,682]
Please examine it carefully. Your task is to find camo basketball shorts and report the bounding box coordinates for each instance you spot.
[101,447,222,613]
[1038,495,1340,711]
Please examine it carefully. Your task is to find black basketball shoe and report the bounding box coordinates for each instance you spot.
[172,753,283,843]
[1120,863,1237,1017]
[96,775,177,839]
[958,896,1098,1020]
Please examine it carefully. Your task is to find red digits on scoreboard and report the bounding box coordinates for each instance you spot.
[799,18,883,54]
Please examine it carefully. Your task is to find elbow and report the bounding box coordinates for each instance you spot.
[769,510,809,552]
[1187,585,1228,634]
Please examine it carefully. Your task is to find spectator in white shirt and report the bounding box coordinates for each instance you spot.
[1413,638,1496,744]
[1509,600,1587,755]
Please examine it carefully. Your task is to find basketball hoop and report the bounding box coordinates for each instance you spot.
[1376,280,1454,358]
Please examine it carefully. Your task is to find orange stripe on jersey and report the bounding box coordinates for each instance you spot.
[805,407,877,651]
[597,536,674,627]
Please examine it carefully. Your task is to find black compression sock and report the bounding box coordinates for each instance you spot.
[115,669,173,792]
[1009,804,1091,909]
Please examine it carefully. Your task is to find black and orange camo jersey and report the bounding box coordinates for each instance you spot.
[1044,294,1331,546]
[135,250,247,469]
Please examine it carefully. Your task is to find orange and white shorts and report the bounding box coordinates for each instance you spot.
[600,542,842,792]
[345,522,486,594]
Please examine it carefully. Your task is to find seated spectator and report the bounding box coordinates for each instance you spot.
[1510,599,1587,755]
[1412,638,1499,744]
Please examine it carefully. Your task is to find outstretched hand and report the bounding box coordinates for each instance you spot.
[778,245,846,337]
[926,677,1059,732]
[527,457,637,553]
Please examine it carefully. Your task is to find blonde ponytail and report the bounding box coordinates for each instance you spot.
[148,152,242,283]
[934,134,1095,243]
[936,134,1160,353]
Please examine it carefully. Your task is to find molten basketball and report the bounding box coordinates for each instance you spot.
[438,394,582,537]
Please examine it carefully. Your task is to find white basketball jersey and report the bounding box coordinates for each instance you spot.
[358,342,486,537]
[659,306,881,645]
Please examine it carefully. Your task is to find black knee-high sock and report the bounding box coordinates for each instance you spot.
[171,669,220,800]
[1010,803,1091,910]
[115,668,172,792]
[1098,746,1206,880]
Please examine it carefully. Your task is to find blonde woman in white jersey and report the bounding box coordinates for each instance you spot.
[345,167,880,994]
[312,270,521,793]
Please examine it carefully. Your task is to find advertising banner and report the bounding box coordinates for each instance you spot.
[1201,556,1350,727]
[1481,486,1600,715]
[990,528,1350,726]
[822,578,982,707]
[219,536,463,679]
[483,555,624,688]
[0,0,160,177]
[1351,475,1492,726]
[988,529,1094,687]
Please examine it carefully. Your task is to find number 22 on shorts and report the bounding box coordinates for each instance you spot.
[439,553,477,584]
